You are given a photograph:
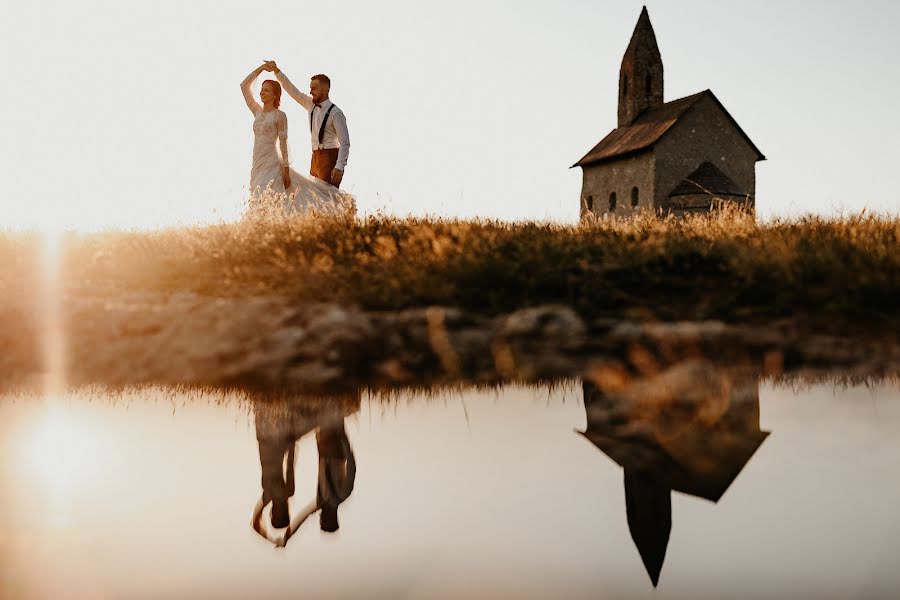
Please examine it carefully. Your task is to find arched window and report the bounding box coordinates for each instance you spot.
[609,192,617,212]
[586,195,594,211]
[631,187,639,207]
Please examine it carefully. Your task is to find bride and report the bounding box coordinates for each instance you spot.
[240,63,354,216]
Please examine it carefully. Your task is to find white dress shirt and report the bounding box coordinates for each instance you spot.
[274,71,350,171]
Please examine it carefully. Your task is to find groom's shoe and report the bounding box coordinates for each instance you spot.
[271,498,290,529]
[320,506,339,533]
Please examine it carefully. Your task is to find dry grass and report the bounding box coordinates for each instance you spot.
[2,207,898,331]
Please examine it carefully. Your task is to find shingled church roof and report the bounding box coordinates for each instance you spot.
[573,90,765,168]
[668,161,746,197]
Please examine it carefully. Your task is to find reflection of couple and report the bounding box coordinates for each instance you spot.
[251,391,360,547]
[240,60,354,215]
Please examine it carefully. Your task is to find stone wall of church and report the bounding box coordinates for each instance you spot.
[580,152,655,219]
[653,94,759,212]
[668,193,754,217]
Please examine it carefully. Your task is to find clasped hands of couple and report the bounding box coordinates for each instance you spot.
[262,59,344,190]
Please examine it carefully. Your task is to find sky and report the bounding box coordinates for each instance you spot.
[1,0,898,230]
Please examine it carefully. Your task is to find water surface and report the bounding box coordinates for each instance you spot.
[2,368,899,599]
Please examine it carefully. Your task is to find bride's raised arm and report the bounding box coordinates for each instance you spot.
[240,64,266,114]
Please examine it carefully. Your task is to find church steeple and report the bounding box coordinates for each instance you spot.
[618,6,664,127]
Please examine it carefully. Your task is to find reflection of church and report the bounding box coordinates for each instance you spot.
[579,362,769,587]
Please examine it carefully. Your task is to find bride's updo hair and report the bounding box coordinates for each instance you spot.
[262,80,282,108]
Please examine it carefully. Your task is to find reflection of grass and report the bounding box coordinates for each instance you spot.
[2,208,898,330]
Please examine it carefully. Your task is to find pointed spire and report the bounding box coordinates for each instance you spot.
[624,470,671,587]
[618,6,664,127]
[630,6,654,47]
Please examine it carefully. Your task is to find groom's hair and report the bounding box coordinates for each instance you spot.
[311,74,331,89]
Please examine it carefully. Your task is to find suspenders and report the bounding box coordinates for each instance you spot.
[309,103,337,149]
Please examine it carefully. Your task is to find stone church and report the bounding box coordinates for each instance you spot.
[574,7,765,218]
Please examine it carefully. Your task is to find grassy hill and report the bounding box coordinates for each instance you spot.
[2,208,898,334]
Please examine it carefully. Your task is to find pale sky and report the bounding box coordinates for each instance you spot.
[1,0,898,230]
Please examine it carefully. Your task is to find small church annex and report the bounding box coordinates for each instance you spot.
[574,7,765,218]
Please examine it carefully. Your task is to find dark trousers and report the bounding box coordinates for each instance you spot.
[311,148,340,187]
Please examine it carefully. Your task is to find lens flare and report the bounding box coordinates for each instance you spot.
[40,226,65,394]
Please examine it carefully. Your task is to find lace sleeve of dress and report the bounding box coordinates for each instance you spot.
[276,111,290,167]
[240,70,263,115]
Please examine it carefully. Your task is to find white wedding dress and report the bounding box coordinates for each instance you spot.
[242,77,354,216]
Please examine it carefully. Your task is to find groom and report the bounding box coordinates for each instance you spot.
[264,61,349,188]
